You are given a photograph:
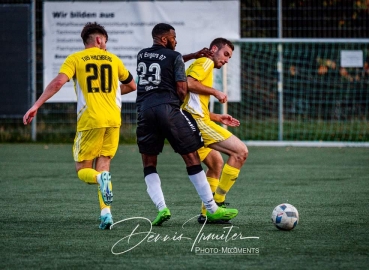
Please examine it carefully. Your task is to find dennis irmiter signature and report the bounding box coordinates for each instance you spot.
[110,216,259,255]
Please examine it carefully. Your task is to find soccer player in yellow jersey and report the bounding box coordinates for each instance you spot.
[23,22,136,230]
[182,38,249,223]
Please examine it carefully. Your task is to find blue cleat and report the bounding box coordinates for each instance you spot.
[99,171,113,205]
[99,213,113,230]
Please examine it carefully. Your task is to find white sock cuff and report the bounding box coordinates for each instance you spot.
[101,207,111,216]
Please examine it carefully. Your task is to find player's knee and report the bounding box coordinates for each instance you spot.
[236,144,248,164]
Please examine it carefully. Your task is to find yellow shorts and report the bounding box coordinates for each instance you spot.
[195,118,233,147]
[197,146,212,162]
[73,127,120,162]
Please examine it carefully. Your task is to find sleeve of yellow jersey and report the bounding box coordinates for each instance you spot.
[186,57,213,82]
[59,54,77,79]
[116,56,131,82]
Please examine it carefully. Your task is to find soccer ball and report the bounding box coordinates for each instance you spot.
[271,203,299,230]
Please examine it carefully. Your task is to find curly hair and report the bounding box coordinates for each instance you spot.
[80,22,108,45]
[152,23,175,39]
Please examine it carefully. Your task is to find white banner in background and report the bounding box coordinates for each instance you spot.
[44,1,240,102]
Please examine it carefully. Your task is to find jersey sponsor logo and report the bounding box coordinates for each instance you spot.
[145,86,158,91]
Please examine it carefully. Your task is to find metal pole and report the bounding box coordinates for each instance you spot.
[277,0,283,141]
[222,63,228,129]
[31,0,37,141]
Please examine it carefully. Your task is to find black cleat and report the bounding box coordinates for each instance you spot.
[216,201,230,208]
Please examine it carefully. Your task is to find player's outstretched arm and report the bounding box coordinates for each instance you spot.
[23,73,69,125]
[187,76,227,103]
[210,112,240,127]
[182,48,213,63]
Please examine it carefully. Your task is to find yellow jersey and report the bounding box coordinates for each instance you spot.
[59,47,131,131]
[182,57,214,119]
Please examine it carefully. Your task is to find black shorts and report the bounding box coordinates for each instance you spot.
[136,104,204,155]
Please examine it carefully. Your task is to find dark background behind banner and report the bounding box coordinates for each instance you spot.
[0,5,30,117]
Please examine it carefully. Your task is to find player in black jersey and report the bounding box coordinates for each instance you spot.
[135,23,239,225]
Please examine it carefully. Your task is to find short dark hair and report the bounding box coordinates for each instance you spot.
[152,23,175,39]
[209,38,234,51]
[81,22,108,45]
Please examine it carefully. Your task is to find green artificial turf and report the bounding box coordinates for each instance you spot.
[0,144,368,269]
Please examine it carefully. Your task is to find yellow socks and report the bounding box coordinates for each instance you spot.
[214,163,240,203]
[77,168,99,184]
[77,168,112,213]
[201,177,219,216]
